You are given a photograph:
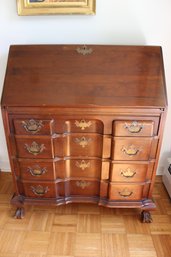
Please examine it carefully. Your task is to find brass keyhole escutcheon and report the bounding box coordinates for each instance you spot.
[75,119,92,130]
[76,181,91,189]
[75,160,90,170]
[75,137,92,148]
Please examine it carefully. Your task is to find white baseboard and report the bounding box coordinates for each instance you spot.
[0,160,11,172]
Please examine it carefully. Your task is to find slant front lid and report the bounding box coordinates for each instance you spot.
[1,45,167,108]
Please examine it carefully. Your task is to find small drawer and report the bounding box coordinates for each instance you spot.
[112,137,153,161]
[109,183,146,200]
[54,134,103,158]
[65,179,100,197]
[15,136,53,159]
[113,120,154,137]
[55,119,103,134]
[110,162,148,182]
[13,119,54,135]
[55,159,102,179]
[22,182,57,198]
[17,160,55,181]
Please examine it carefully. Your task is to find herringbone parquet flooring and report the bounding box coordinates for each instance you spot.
[0,172,170,257]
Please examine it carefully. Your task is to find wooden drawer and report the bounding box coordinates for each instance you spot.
[15,134,103,158]
[55,159,102,179]
[13,119,54,135]
[22,180,100,198]
[113,120,154,137]
[109,183,147,200]
[17,160,55,181]
[15,136,53,159]
[54,119,103,134]
[64,180,100,197]
[54,134,103,157]
[110,162,149,182]
[22,182,57,198]
[112,137,153,161]
[13,117,103,135]
[17,158,102,181]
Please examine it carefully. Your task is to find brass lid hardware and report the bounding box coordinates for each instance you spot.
[76,45,93,56]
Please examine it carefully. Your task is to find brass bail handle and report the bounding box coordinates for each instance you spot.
[120,168,136,178]
[25,141,45,155]
[119,189,133,198]
[124,121,144,134]
[22,119,43,134]
[122,145,140,157]
[27,166,47,176]
[31,185,49,196]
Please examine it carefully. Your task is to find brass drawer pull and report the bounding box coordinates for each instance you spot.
[75,119,92,130]
[22,119,43,134]
[124,121,143,133]
[75,137,92,148]
[27,166,47,176]
[24,141,45,156]
[75,160,90,170]
[122,145,140,156]
[76,181,91,189]
[119,188,133,198]
[31,185,49,196]
[120,168,136,178]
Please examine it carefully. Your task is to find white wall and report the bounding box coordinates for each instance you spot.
[0,0,171,173]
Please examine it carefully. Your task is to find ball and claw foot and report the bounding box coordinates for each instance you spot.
[14,207,25,219]
[141,210,153,223]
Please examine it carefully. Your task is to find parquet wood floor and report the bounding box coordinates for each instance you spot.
[0,172,170,257]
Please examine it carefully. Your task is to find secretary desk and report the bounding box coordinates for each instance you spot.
[1,45,167,221]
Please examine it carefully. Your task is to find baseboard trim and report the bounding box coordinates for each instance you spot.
[0,160,11,172]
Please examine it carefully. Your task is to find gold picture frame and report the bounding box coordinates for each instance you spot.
[17,0,96,15]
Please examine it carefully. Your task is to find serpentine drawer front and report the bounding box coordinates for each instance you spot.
[1,45,167,222]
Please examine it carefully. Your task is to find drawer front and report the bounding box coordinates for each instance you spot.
[17,159,102,180]
[55,119,103,134]
[112,137,153,161]
[56,159,102,179]
[18,160,55,180]
[13,118,103,135]
[15,137,53,158]
[54,134,103,157]
[113,120,154,137]
[15,134,103,158]
[22,182,57,198]
[14,119,54,135]
[109,184,146,200]
[65,180,100,197]
[110,163,148,182]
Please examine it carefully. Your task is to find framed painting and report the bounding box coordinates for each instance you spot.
[17,0,96,15]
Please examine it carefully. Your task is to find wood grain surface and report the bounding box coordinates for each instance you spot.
[1,45,167,108]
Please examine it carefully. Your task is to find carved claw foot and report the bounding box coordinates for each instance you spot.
[141,210,153,223]
[14,207,25,219]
